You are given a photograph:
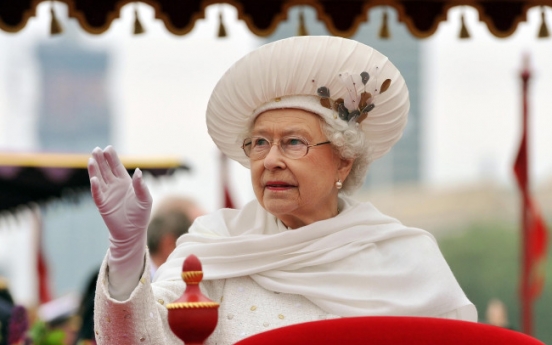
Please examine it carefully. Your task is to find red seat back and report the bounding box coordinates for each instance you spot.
[234,316,544,345]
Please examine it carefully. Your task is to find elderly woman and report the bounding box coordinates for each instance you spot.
[88,36,476,345]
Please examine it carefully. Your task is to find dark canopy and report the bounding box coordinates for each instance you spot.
[0,0,551,38]
[0,152,188,212]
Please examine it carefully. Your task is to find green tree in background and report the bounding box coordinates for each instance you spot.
[438,222,551,344]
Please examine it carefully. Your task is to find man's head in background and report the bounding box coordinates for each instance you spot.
[147,210,193,270]
[153,196,206,221]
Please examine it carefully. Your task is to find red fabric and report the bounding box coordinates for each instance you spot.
[32,209,52,304]
[513,63,548,334]
[233,317,545,345]
[224,186,235,209]
[514,137,548,300]
[37,247,51,304]
[524,200,548,299]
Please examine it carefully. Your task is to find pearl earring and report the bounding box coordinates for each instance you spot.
[335,179,343,190]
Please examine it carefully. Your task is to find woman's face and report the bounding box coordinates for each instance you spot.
[249,109,353,229]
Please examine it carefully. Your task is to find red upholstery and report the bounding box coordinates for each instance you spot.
[233,316,544,345]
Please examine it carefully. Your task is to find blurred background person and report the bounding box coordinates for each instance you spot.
[148,196,205,277]
[72,270,99,345]
[1,276,16,345]
[31,294,80,345]
[486,298,512,330]
[152,196,206,221]
[147,210,193,278]
[0,305,28,345]
[1,276,30,345]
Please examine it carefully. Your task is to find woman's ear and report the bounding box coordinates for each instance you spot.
[338,158,354,181]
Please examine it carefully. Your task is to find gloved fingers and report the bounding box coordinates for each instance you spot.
[89,176,104,206]
[92,146,116,184]
[132,168,152,205]
[103,145,128,179]
[87,157,107,192]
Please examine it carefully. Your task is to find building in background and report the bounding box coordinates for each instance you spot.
[37,35,112,152]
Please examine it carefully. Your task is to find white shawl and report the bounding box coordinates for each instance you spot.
[155,196,475,318]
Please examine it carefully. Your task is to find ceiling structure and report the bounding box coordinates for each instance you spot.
[0,0,551,38]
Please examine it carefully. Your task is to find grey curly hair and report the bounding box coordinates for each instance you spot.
[319,118,372,194]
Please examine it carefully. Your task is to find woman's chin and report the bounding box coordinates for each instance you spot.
[262,199,297,218]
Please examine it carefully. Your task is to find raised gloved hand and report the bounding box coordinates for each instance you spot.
[88,145,152,300]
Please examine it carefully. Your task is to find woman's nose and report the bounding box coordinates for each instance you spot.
[263,144,286,170]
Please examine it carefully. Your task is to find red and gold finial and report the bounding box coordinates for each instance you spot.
[167,254,219,345]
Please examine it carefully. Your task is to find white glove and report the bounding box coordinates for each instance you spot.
[88,145,152,301]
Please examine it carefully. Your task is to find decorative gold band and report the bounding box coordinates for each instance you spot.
[182,271,203,283]
[166,302,220,309]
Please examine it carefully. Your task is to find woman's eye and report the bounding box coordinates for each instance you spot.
[254,138,270,147]
[287,138,305,146]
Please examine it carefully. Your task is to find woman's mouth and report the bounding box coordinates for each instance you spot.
[265,181,294,190]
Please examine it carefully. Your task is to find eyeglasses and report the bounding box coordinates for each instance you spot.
[242,136,331,160]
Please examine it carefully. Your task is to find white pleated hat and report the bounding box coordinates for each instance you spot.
[206,36,410,168]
